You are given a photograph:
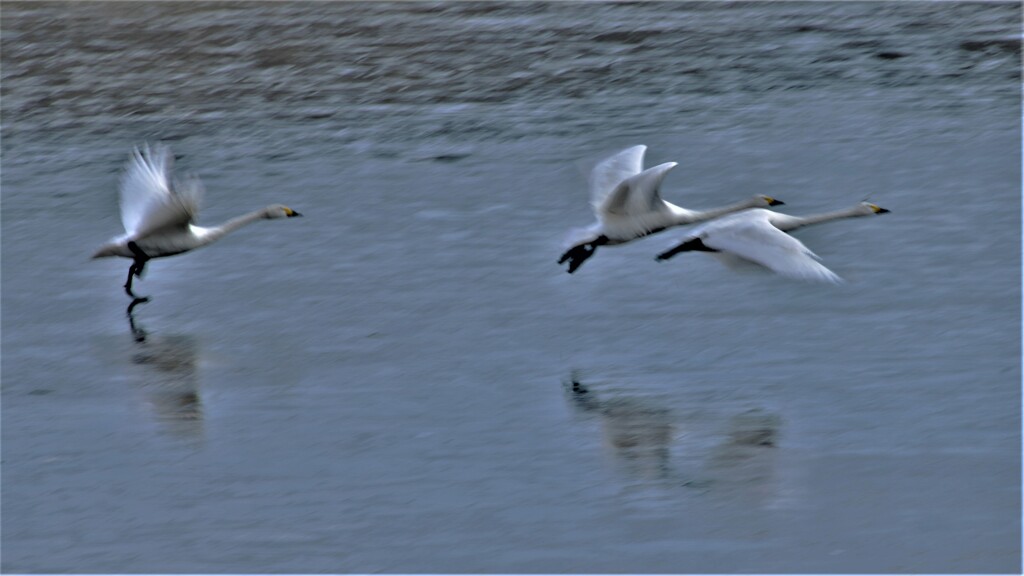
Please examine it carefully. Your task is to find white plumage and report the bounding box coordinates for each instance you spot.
[93,144,302,311]
[118,144,203,242]
[558,145,783,273]
[655,202,890,283]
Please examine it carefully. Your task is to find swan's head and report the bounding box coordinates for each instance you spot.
[264,204,303,219]
[756,195,785,207]
[860,202,890,215]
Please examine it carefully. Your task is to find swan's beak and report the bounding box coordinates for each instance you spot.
[287,209,303,217]
[765,196,784,206]
[869,204,890,214]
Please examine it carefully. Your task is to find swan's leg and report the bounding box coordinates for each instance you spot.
[655,237,716,261]
[558,236,609,274]
[124,263,141,297]
[124,260,149,298]
[125,265,151,311]
[124,242,150,299]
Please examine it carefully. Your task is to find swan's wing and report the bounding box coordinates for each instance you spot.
[173,173,205,219]
[588,145,646,210]
[119,144,202,238]
[701,217,842,283]
[600,161,678,217]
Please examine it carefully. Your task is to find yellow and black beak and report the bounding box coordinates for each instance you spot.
[869,204,890,214]
[285,207,303,217]
[766,197,785,206]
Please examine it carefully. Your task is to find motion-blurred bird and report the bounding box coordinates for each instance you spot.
[655,202,890,283]
[558,145,783,273]
[93,144,302,312]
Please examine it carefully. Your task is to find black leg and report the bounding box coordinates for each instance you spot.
[124,261,142,297]
[124,242,150,299]
[655,237,714,261]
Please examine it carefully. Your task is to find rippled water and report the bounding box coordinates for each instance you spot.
[2,2,1020,573]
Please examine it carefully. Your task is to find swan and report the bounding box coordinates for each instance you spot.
[654,202,890,282]
[557,145,783,273]
[93,144,302,311]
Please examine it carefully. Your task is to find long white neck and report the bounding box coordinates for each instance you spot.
[670,196,765,225]
[775,205,871,232]
[197,208,269,246]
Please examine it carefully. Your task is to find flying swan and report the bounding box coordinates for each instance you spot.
[93,144,302,312]
[557,145,783,273]
[654,202,890,282]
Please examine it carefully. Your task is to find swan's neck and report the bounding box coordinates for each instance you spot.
[198,209,268,245]
[671,197,760,225]
[776,206,868,232]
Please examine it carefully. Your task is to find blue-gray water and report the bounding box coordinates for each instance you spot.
[1,2,1020,573]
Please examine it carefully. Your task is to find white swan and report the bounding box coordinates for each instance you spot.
[93,144,302,311]
[558,145,783,273]
[655,202,890,283]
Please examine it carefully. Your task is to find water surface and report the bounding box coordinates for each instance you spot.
[2,2,1020,573]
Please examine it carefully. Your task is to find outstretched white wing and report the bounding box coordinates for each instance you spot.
[600,161,678,217]
[593,162,680,239]
[588,145,646,211]
[699,213,842,283]
[119,144,203,238]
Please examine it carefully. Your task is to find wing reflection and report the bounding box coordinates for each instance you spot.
[703,408,784,508]
[126,312,204,442]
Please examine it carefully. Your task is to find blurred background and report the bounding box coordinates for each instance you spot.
[2,2,1020,572]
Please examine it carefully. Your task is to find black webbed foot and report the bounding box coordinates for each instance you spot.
[559,237,609,274]
[558,244,595,274]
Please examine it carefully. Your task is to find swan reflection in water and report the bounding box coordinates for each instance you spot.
[564,370,677,481]
[564,370,785,505]
[702,408,787,509]
[127,312,204,442]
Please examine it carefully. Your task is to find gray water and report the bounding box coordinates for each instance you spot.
[1,2,1020,573]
